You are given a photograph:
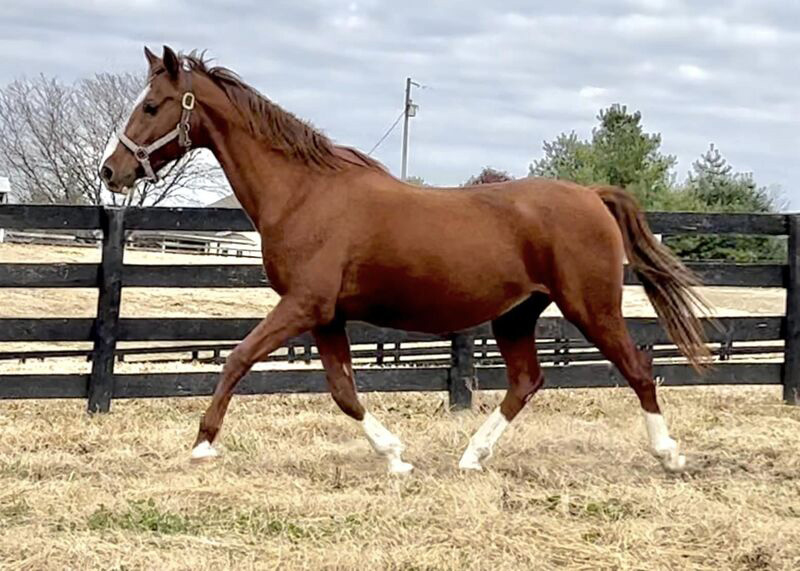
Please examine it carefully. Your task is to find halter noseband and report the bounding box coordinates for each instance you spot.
[117,70,196,183]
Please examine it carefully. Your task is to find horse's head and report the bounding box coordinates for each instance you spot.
[100,45,198,193]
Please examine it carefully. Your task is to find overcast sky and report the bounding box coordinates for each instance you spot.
[1,0,798,208]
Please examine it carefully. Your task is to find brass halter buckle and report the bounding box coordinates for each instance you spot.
[182,92,196,111]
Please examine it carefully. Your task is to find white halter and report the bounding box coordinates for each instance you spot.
[117,71,196,183]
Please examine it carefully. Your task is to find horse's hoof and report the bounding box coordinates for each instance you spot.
[190,440,219,464]
[459,444,490,471]
[661,453,687,473]
[459,462,483,472]
[654,446,687,473]
[389,460,415,474]
[458,455,484,471]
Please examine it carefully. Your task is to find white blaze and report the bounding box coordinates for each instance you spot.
[459,407,510,471]
[100,131,119,165]
[99,83,151,169]
[127,83,151,122]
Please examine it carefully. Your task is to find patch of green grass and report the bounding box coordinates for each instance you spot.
[535,494,639,521]
[735,546,773,570]
[583,498,636,521]
[582,530,604,543]
[223,432,261,455]
[0,499,30,526]
[88,499,194,535]
[84,500,366,542]
[227,507,312,540]
[228,507,365,541]
[0,459,31,479]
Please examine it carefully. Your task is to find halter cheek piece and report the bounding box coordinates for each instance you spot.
[117,70,195,183]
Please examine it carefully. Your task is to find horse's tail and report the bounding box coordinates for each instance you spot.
[594,185,712,371]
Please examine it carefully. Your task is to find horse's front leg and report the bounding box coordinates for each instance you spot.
[190,296,320,462]
[314,321,414,474]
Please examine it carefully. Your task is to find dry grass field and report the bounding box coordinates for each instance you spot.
[2,389,799,570]
[0,243,798,570]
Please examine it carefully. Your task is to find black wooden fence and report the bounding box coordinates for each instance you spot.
[0,205,797,412]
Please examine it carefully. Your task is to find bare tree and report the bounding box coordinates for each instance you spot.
[0,72,226,206]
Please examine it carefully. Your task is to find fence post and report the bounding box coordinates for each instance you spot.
[88,207,126,413]
[783,214,800,404]
[449,332,475,410]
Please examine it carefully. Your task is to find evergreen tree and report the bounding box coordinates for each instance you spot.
[529,104,676,208]
[529,131,597,184]
[688,144,772,212]
[529,111,784,262]
[665,144,784,262]
[590,105,676,206]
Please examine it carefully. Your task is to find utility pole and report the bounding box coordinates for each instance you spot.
[400,77,420,181]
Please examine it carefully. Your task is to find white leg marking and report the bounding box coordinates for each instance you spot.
[362,413,414,474]
[459,407,510,471]
[643,412,686,472]
[190,440,219,463]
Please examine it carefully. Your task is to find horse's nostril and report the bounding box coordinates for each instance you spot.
[100,165,114,182]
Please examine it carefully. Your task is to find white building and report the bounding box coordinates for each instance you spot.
[206,194,262,256]
[127,193,261,258]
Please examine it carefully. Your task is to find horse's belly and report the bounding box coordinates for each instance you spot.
[338,266,540,333]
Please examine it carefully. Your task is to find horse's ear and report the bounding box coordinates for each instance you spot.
[162,45,180,78]
[144,46,160,67]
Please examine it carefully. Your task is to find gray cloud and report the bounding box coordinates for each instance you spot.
[1,0,797,206]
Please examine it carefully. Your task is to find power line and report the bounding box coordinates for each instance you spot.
[367,109,405,156]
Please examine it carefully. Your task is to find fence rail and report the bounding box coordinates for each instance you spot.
[0,262,788,289]
[0,205,797,411]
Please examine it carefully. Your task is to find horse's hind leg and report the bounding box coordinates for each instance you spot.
[459,294,550,471]
[314,320,413,474]
[555,283,687,472]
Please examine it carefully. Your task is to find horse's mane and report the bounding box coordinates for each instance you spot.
[181,53,386,173]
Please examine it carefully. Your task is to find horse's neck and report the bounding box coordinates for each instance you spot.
[207,127,312,233]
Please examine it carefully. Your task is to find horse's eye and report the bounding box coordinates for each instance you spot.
[143,102,158,115]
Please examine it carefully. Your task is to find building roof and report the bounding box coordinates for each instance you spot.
[207,194,241,209]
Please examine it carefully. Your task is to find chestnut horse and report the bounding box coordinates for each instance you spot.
[100,46,710,474]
